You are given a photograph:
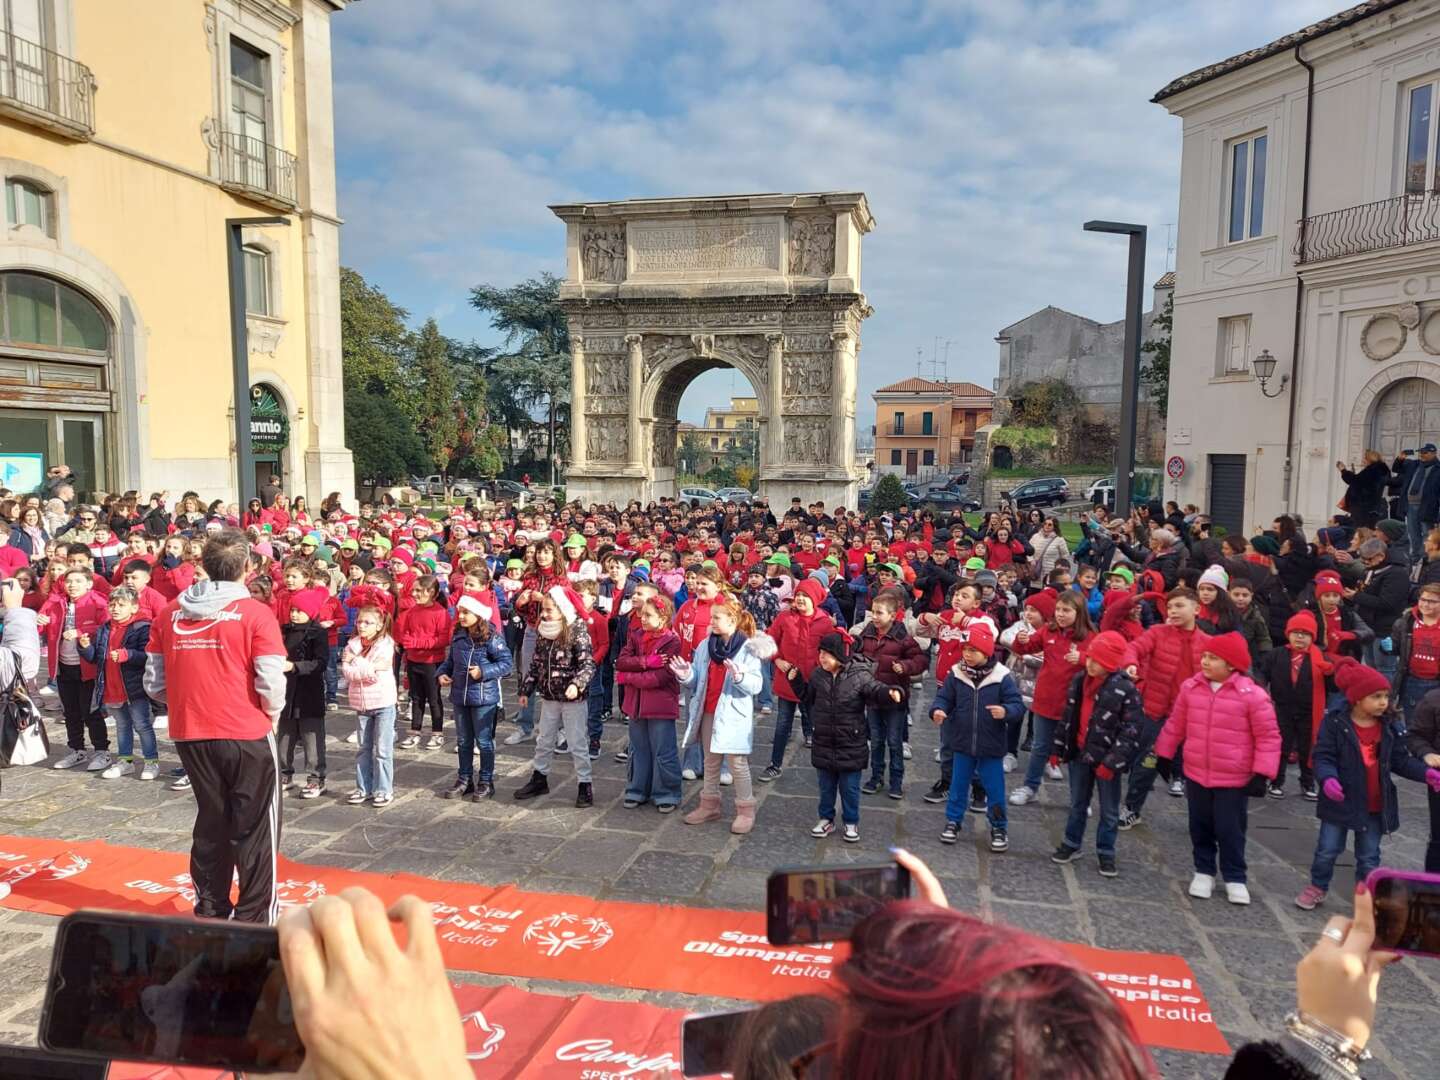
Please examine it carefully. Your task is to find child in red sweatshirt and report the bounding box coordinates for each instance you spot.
[395,574,452,749]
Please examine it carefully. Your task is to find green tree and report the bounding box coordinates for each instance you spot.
[678,430,706,477]
[345,390,430,489]
[1140,293,1172,419]
[469,273,570,486]
[411,318,459,489]
[1008,378,1081,426]
[870,473,909,515]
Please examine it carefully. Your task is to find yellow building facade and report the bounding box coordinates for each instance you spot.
[0,0,353,503]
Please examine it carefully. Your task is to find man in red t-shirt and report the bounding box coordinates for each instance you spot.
[145,528,286,924]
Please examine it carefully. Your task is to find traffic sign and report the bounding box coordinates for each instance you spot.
[1166,455,1186,480]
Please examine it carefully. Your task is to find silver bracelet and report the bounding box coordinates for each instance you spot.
[1284,1011,1371,1075]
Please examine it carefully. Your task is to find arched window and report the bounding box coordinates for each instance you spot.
[243,244,271,315]
[0,271,107,351]
[4,177,53,237]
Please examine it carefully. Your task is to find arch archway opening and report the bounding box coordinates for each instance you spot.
[654,358,764,501]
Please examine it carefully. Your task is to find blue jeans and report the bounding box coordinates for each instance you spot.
[586,677,606,742]
[108,698,156,761]
[867,705,907,793]
[817,768,861,825]
[945,752,1006,830]
[325,635,346,704]
[1021,713,1059,792]
[1186,781,1249,883]
[1064,761,1122,857]
[1310,814,1384,891]
[626,717,682,807]
[1402,677,1440,724]
[769,697,811,769]
[1125,714,1165,814]
[599,653,615,716]
[356,706,396,797]
[680,689,704,778]
[455,704,497,784]
[757,660,774,710]
[517,628,537,734]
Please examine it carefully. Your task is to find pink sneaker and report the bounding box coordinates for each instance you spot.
[1294,884,1327,911]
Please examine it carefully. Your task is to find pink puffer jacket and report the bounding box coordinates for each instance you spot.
[1155,672,1281,789]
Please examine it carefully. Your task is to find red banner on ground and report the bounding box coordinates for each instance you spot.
[0,834,1228,1057]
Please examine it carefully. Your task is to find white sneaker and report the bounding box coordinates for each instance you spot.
[150,713,168,730]
[1169,777,1185,797]
[53,749,89,770]
[1009,786,1037,805]
[902,742,912,760]
[1002,753,1017,773]
[39,685,57,698]
[682,767,698,781]
[86,751,115,772]
[1045,762,1063,780]
[1225,882,1251,905]
[719,768,733,786]
[425,733,445,750]
[139,761,160,782]
[933,747,942,762]
[344,729,360,745]
[1188,873,1215,899]
[842,823,860,843]
[101,758,134,780]
[503,729,534,746]
[170,774,191,791]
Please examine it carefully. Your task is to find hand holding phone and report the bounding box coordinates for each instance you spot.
[1294,879,1402,1054]
[766,861,911,946]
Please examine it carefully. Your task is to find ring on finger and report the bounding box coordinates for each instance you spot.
[1321,926,1345,944]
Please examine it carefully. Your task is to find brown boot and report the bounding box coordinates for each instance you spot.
[730,798,757,834]
[684,793,722,825]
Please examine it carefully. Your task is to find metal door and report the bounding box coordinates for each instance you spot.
[1369,377,1440,459]
[1208,454,1247,538]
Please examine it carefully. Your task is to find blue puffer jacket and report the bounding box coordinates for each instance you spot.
[437,628,513,708]
[929,662,1025,759]
[78,619,151,709]
[1311,704,1428,833]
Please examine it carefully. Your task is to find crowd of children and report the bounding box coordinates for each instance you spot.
[4,485,1440,915]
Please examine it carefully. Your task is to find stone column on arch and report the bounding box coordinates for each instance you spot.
[571,336,588,468]
[830,329,857,473]
[766,333,785,469]
[626,333,644,470]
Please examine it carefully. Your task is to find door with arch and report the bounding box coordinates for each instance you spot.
[1368,377,1440,459]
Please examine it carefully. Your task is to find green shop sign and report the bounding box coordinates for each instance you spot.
[250,384,289,454]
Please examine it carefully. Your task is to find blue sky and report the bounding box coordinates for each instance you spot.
[331,0,1342,425]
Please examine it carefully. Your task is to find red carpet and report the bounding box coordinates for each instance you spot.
[0,834,1229,1061]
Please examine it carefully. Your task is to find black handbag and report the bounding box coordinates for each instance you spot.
[0,660,49,768]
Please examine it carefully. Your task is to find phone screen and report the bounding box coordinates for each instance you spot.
[766,862,911,945]
[1371,871,1440,957]
[40,911,304,1072]
[681,1006,755,1077]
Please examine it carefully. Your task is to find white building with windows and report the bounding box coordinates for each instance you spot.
[1158,0,1440,535]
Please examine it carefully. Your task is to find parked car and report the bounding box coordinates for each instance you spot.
[921,489,981,512]
[677,486,721,505]
[1001,476,1071,509]
[714,487,754,503]
[1085,476,1116,508]
[943,472,971,490]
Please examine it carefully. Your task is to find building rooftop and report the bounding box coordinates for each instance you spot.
[874,377,995,399]
[1152,0,1405,102]
[1154,271,1176,288]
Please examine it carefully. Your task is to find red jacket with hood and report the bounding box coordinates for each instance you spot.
[769,579,835,703]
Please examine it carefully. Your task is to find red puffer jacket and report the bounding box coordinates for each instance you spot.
[39,590,110,679]
[770,580,835,703]
[614,626,682,720]
[1009,625,1088,720]
[1155,672,1281,788]
[1122,623,1212,719]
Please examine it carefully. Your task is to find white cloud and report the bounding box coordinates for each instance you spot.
[331,0,1344,424]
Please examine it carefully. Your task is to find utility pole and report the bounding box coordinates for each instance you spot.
[226,215,289,507]
[1083,220,1146,517]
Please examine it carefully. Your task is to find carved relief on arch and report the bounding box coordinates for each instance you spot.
[640,332,769,391]
[783,416,830,464]
[583,351,629,415]
[585,417,630,463]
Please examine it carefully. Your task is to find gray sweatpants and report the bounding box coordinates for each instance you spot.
[534,698,592,782]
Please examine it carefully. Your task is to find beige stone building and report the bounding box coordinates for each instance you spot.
[0,0,353,503]
[675,395,761,473]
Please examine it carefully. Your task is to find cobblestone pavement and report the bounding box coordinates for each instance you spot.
[0,675,1435,1078]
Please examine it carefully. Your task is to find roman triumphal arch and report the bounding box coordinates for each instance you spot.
[551,192,874,507]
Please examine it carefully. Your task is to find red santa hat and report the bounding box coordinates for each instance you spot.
[548,584,584,625]
[455,594,493,622]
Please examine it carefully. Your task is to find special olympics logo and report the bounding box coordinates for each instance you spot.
[462,1008,507,1061]
[275,879,327,909]
[0,852,92,900]
[522,913,614,957]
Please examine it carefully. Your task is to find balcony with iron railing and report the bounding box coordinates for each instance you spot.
[1294,190,1440,264]
[217,127,298,211]
[0,30,95,139]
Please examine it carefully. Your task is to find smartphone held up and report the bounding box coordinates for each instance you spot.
[1368,869,1440,959]
[765,861,911,946]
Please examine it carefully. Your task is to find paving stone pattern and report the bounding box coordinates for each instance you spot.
[0,672,1435,1078]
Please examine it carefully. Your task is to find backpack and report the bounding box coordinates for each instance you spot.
[0,658,48,768]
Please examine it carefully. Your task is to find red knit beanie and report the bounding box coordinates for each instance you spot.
[1285,611,1318,638]
[1024,590,1057,624]
[1086,630,1128,672]
[1203,631,1252,674]
[1333,658,1390,705]
[1314,572,1344,598]
[964,622,996,659]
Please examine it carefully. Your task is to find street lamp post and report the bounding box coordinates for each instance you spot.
[227,216,290,508]
[1083,220,1147,517]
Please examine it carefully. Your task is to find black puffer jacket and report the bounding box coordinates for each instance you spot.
[1051,669,1145,773]
[1352,546,1411,637]
[520,621,596,701]
[787,657,895,773]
